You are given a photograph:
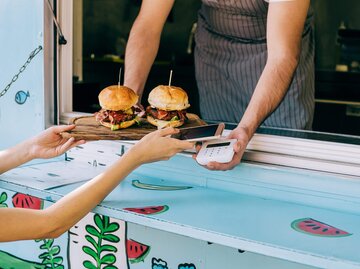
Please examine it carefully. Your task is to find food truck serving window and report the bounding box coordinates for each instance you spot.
[56,1,360,177]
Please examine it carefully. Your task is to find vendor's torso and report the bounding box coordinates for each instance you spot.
[199,0,313,42]
[195,0,315,129]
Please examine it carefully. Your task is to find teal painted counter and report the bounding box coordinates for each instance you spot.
[0,140,359,269]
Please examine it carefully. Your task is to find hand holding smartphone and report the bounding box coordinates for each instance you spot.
[171,123,225,142]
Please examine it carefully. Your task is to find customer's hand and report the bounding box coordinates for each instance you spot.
[193,126,250,171]
[129,127,194,164]
[26,125,85,159]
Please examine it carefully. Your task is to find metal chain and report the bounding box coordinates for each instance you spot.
[0,45,43,98]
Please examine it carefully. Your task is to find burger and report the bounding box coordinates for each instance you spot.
[95,85,140,130]
[146,85,190,128]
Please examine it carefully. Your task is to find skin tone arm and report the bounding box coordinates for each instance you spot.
[0,125,85,175]
[124,0,175,102]
[196,0,311,170]
[0,127,193,242]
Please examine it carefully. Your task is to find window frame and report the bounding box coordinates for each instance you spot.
[56,0,360,177]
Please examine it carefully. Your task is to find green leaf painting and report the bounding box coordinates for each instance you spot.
[36,239,64,269]
[0,250,45,269]
[0,192,8,208]
[83,214,120,269]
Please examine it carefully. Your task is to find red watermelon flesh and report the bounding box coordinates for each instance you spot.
[12,193,44,210]
[124,205,169,215]
[291,218,351,237]
[127,239,150,264]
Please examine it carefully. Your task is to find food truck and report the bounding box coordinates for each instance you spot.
[1,1,360,268]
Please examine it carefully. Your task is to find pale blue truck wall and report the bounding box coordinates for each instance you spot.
[0,0,45,149]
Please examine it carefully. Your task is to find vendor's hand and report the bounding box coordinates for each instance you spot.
[130,127,194,164]
[26,125,86,159]
[193,127,250,171]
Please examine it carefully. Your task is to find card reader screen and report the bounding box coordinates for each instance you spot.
[206,142,230,148]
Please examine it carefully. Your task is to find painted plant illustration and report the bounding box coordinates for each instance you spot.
[36,239,64,269]
[0,191,8,207]
[0,191,63,269]
[83,214,120,268]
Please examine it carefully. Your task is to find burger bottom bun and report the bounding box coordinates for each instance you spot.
[147,115,184,128]
[100,119,137,130]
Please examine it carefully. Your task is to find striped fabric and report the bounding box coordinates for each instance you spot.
[194,0,315,130]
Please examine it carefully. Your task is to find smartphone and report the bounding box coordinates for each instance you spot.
[171,123,225,142]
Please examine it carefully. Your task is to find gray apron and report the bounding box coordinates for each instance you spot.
[194,0,315,129]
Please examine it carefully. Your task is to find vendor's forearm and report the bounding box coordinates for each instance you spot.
[238,55,299,137]
[124,0,174,101]
[124,24,161,99]
[238,0,309,138]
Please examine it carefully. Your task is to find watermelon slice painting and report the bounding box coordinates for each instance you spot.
[12,193,43,210]
[291,218,352,237]
[124,205,169,215]
[127,239,150,264]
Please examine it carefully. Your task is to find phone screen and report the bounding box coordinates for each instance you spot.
[171,124,223,141]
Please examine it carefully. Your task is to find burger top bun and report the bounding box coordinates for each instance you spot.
[148,85,190,111]
[98,85,138,111]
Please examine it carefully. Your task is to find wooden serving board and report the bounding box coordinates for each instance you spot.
[61,113,206,141]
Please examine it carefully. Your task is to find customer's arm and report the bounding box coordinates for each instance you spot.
[0,125,84,175]
[124,0,174,102]
[0,128,193,242]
